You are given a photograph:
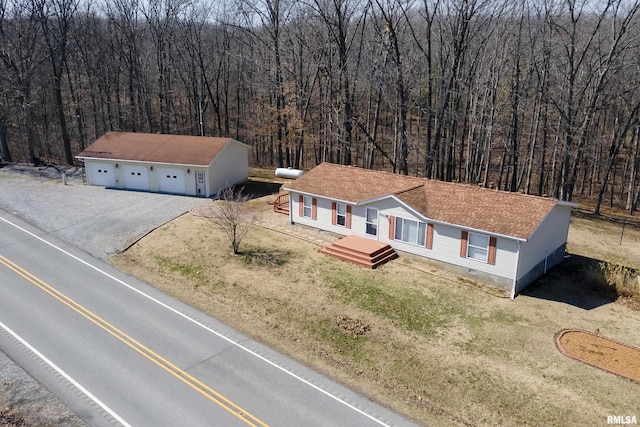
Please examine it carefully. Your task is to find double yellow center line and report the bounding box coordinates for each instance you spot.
[0,254,268,427]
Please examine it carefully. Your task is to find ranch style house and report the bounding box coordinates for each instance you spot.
[284,162,577,299]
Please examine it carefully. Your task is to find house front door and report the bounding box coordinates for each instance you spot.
[365,208,378,239]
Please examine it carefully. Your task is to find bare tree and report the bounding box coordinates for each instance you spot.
[34,0,78,165]
[628,126,640,213]
[548,0,640,200]
[2,0,640,210]
[0,0,48,164]
[312,0,369,166]
[211,186,258,255]
[240,0,297,166]
[373,0,411,174]
[593,91,640,215]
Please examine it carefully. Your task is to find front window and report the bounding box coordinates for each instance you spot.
[303,196,313,218]
[366,208,378,236]
[394,217,427,246]
[467,232,489,262]
[336,203,347,226]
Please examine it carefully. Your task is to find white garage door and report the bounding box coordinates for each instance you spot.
[158,167,186,194]
[88,163,116,188]
[123,165,150,191]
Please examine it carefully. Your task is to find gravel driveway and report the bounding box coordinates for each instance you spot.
[0,164,208,260]
[0,164,208,426]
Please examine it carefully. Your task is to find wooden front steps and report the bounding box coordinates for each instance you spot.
[272,193,290,214]
[320,235,398,269]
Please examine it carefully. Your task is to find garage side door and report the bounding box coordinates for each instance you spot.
[123,165,150,191]
[157,168,186,194]
[87,163,116,188]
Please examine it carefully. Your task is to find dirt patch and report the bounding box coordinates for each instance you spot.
[335,315,371,338]
[556,330,640,384]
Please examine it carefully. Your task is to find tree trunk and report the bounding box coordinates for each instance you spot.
[0,118,12,162]
[627,127,639,211]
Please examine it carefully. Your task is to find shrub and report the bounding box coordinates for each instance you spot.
[599,262,640,298]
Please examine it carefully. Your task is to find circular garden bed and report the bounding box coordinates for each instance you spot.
[555,329,640,384]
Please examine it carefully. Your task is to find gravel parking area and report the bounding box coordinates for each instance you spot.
[0,163,208,426]
[0,164,207,260]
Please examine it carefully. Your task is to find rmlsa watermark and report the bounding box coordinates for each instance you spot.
[607,415,638,425]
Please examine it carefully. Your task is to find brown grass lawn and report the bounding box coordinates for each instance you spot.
[112,194,640,427]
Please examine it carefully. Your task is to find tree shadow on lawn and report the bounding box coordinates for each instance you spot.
[521,254,619,310]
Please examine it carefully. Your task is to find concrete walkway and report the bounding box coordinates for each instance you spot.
[190,202,341,247]
[256,213,340,246]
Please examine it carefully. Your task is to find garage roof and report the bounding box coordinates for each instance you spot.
[77,132,242,166]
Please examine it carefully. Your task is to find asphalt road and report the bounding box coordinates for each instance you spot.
[0,210,419,427]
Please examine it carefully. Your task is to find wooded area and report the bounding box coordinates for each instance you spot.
[1,0,640,214]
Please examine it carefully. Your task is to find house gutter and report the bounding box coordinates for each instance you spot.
[511,241,521,300]
[557,200,580,208]
[280,188,353,206]
[75,156,209,168]
[289,192,294,224]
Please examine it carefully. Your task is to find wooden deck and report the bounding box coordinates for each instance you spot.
[320,235,398,269]
[273,193,290,214]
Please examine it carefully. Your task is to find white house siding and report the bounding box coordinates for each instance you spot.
[290,192,518,288]
[513,204,573,294]
[290,193,337,232]
[208,141,249,197]
[367,198,518,284]
[382,220,518,288]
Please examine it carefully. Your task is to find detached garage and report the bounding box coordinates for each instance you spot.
[77,132,250,197]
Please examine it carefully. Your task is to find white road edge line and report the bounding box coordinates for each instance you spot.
[0,319,131,427]
[0,215,395,427]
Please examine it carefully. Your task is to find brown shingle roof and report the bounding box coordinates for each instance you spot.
[285,162,560,239]
[285,162,424,201]
[77,132,235,166]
